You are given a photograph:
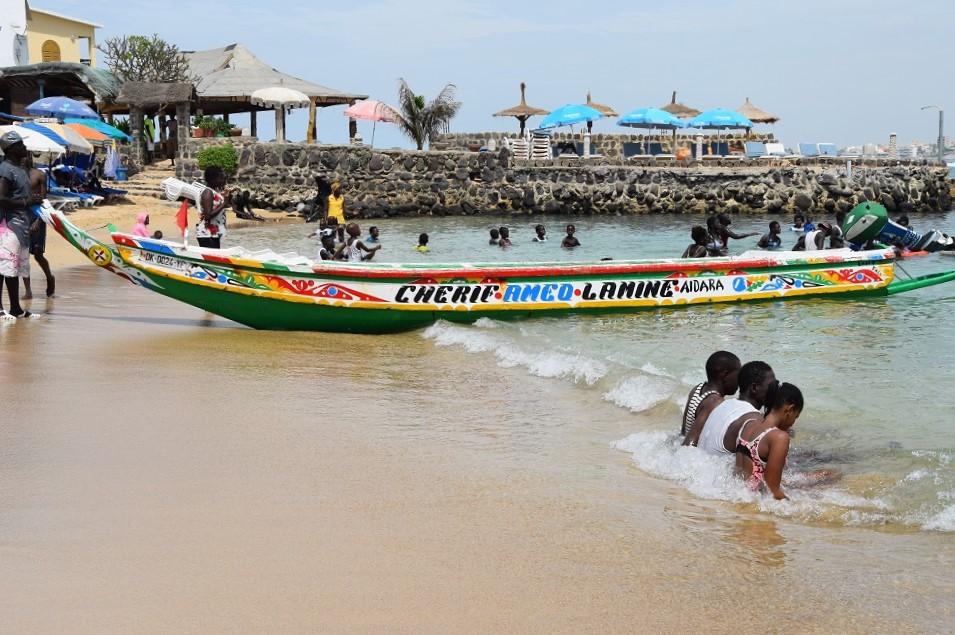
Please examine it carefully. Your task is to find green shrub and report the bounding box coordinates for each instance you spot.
[196,143,238,175]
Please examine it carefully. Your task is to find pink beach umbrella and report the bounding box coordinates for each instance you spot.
[343,99,397,147]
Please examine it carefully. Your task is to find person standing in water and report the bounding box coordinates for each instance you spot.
[326,181,345,227]
[195,166,229,249]
[22,153,54,299]
[532,224,547,242]
[561,224,580,248]
[757,221,782,250]
[335,223,380,262]
[715,213,759,249]
[498,226,512,247]
[734,382,803,500]
[488,228,500,245]
[414,233,430,253]
[694,361,776,454]
[681,351,740,442]
[682,225,709,258]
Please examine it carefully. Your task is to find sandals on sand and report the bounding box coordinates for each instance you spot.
[0,310,16,322]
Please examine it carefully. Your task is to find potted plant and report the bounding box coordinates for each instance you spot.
[199,117,217,138]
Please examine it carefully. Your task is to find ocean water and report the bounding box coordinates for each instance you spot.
[232,210,955,533]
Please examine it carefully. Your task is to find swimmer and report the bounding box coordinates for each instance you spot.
[704,216,727,256]
[488,228,500,245]
[694,361,776,454]
[152,230,163,240]
[414,232,430,253]
[335,222,380,262]
[681,351,740,442]
[532,224,547,242]
[366,225,380,243]
[757,221,782,250]
[498,226,512,247]
[715,213,759,248]
[734,382,803,500]
[682,225,709,258]
[792,213,806,231]
[561,224,580,248]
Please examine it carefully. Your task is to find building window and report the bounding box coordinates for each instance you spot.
[41,40,61,62]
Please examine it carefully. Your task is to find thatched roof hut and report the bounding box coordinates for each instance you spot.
[737,98,779,124]
[0,62,120,115]
[111,82,195,116]
[585,91,618,117]
[660,91,700,119]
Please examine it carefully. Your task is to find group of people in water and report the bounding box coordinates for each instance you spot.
[682,211,849,258]
[680,351,835,500]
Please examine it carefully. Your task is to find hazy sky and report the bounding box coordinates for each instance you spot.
[63,0,953,149]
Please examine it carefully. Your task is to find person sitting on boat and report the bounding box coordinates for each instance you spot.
[793,223,832,251]
[829,211,847,249]
[335,223,380,262]
[681,351,740,443]
[326,181,345,227]
[132,212,150,238]
[498,226,512,247]
[532,224,547,242]
[561,224,580,248]
[366,226,380,244]
[693,361,777,455]
[414,233,430,253]
[682,225,709,258]
[196,166,229,249]
[704,216,726,256]
[757,221,782,250]
[715,213,759,249]
[488,228,500,245]
[734,382,803,500]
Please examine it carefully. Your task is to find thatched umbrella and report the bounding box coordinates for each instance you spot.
[583,91,617,133]
[493,82,548,135]
[660,90,701,119]
[737,97,779,124]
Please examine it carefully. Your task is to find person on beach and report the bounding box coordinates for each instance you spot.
[561,224,580,248]
[734,382,803,500]
[366,226,380,244]
[335,222,380,262]
[414,233,430,253]
[757,221,783,250]
[0,131,40,319]
[682,225,710,258]
[498,226,512,247]
[166,114,178,167]
[693,361,776,454]
[532,224,547,242]
[305,175,331,223]
[704,216,727,256]
[152,230,164,240]
[22,153,54,299]
[715,213,759,249]
[488,228,500,245]
[232,190,266,221]
[132,212,150,237]
[681,350,741,441]
[196,166,229,249]
[326,181,345,226]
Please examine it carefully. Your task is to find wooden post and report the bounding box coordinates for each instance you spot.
[223,113,230,124]
[250,110,257,138]
[306,98,317,144]
[275,108,285,143]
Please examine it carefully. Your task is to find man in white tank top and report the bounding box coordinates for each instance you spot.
[694,361,776,454]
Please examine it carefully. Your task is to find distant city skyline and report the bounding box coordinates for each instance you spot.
[59,0,953,151]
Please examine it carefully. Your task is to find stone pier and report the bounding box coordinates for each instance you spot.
[177,139,952,217]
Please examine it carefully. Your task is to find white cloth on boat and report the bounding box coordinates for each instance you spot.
[804,229,823,251]
[697,398,759,454]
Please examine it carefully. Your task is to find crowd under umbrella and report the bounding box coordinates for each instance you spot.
[736,97,780,127]
[250,85,310,143]
[685,108,754,155]
[617,107,687,154]
[492,82,549,136]
[583,91,618,132]
[25,96,99,120]
[342,99,397,148]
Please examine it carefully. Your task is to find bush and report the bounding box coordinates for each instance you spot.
[196,143,238,175]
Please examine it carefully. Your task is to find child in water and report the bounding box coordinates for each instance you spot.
[335,223,380,262]
[757,221,782,250]
[488,228,500,245]
[532,224,547,242]
[682,226,709,258]
[561,224,580,248]
[414,233,430,253]
[498,226,512,247]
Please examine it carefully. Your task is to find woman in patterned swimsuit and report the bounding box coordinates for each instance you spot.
[681,351,740,445]
[734,382,803,500]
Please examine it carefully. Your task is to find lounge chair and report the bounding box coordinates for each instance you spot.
[798,143,820,158]
[744,141,767,159]
[529,134,552,161]
[510,136,529,160]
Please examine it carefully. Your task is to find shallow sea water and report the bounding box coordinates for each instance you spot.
[2,210,954,630]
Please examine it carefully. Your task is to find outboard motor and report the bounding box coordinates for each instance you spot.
[842,201,954,252]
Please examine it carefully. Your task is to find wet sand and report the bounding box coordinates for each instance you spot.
[2,256,953,631]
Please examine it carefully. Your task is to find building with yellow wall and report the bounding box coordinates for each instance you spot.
[26,7,100,68]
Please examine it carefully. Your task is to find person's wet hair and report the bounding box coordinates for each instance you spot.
[738,361,773,397]
[767,382,803,413]
[705,351,739,381]
[419,232,429,245]
[489,228,499,239]
[769,221,780,231]
[535,224,545,233]
[691,225,708,244]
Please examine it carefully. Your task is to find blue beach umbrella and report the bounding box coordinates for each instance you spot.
[536,103,604,132]
[64,117,132,142]
[618,107,687,154]
[26,96,99,120]
[686,108,753,155]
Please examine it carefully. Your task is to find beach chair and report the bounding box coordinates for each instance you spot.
[510,136,529,160]
[530,134,552,161]
[744,141,767,159]
[798,143,820,158]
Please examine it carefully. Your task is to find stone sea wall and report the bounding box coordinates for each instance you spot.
[177,138,952,217]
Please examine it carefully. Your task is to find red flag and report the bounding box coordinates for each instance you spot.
[175,199,189,236]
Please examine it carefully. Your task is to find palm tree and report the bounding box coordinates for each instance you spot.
[394,79,462,150]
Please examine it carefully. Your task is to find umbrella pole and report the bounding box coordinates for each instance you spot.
[275,108,285,143]
[371,120,377,148]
